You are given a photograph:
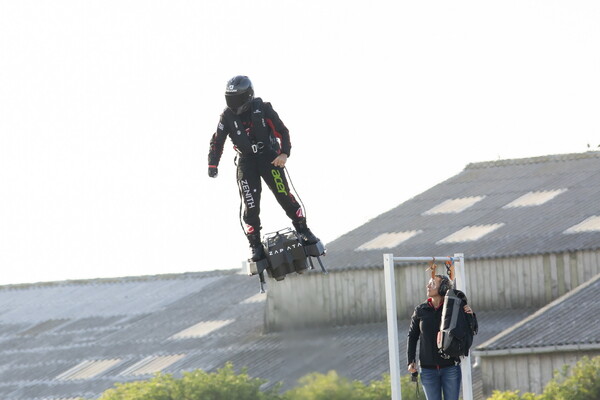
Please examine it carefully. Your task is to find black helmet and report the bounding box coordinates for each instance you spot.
[225,75,254,115]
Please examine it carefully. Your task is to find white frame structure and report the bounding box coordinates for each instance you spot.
[383,253,472,400]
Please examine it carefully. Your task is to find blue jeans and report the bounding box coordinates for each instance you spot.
[420,365,461,400]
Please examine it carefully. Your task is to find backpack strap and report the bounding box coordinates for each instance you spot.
[223,99,272,155]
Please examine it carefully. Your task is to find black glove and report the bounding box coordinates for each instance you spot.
[208,166,218,178]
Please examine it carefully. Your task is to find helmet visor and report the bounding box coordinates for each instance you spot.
[226,90,253,114]
[225,92,249,110]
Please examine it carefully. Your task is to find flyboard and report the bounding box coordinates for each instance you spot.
[243,228,327,292]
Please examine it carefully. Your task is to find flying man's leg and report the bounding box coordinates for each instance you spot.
[237,158,264,260]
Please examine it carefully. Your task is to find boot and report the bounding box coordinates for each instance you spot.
[293,219,320,245]
[247,232,265,262]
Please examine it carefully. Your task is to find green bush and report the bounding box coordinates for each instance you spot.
[94,355,600,400]
[92,368,446,400]
[97,362,280,400]
[487,355,600,400]
[399,373,425,400]
[361,373,391,400]
[282,371,419,400]
[487,390,538,400]
[97,373,179,400]
[538,356,600,400]
[282,370,368,400]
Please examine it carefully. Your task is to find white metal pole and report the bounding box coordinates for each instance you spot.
[393,256,457,262]
[383,253,402,400]
[454,253,473,400]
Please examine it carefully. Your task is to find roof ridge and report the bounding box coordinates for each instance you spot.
[465,151,600,170]
[0,269,237,291]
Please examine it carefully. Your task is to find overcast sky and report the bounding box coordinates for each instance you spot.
[1,1,598,285]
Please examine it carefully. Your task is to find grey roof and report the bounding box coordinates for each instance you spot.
[0,270,531,400]
[474,273,600,354]
[324,151,600,269]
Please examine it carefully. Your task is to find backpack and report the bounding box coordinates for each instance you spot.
[437,289,478,359]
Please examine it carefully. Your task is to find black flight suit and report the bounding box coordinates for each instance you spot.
[208,98,304,241]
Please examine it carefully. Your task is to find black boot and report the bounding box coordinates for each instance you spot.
[247,232,265,262]
[293,219,320,245]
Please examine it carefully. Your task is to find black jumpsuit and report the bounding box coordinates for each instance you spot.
[208,98,303,235]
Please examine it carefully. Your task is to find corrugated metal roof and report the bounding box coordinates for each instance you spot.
[19,319,70,336]
[119,354,186,376]
[423,196,486,215]
[324,151,600,269]
[564,215,600,233]
[170,320,234,340]
[0,270,529,399]
[437,223,505,244]
[0,273,223,324]
[475,273,600,353]
[356,231,423,251]
[240,292,266,304]
[56,359,122,381]
[42,398,81,400]
[502,189,567,208]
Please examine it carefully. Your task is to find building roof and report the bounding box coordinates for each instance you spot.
[0,270,530,400]
[474,272,600,356]
[324,151,600,269]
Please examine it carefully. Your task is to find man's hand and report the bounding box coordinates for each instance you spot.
[271,153,288,168]
[208,166,218,178]
[464,305,473,314]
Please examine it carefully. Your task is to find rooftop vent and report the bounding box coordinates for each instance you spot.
[119,354,186,376]
[437,223,505,244]
[56,359,122,381]
[422,196,486,215]
[356,231,423,251]
[564,215,600,233]
[170,319,234,340]
[503,189,567,208]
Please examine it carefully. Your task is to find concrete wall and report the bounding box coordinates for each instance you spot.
[265,250,600,331]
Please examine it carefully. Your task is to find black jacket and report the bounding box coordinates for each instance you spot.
[407,299,460,369]
[208,98,291,167]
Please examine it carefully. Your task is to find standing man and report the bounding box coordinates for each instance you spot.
[208,75,320,262]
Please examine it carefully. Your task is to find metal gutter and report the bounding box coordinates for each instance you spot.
[473,343,600,357]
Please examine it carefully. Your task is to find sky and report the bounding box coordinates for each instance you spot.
[0,0,599,286]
